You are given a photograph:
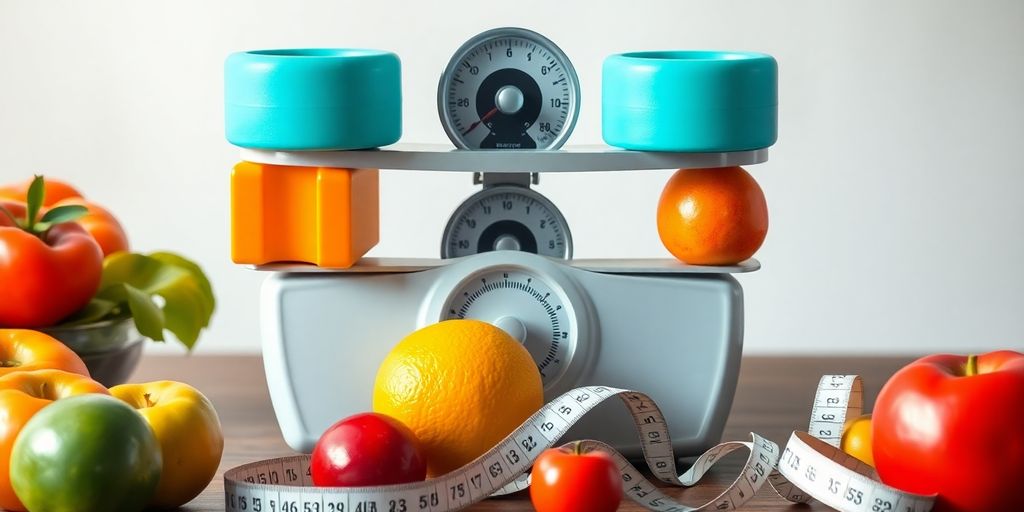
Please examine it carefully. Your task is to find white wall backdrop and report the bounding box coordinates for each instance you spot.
[1,1,1021,354]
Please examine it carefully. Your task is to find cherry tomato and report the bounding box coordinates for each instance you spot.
[530,443,622,512]
[311,412,426,487]
[873,351,1024,512]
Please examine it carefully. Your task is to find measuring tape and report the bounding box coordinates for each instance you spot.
[770,375,937,512]
[224,378,937,511]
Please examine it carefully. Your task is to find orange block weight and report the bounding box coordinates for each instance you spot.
[231,162,379,268]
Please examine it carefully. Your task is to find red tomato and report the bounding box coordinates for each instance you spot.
[530,444,623,512]
[0,201,103,327]
[310,412,426,487]
[873,351,1024,512]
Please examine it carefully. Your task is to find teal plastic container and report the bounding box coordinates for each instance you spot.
[602,51,777,152]
[225,49,401,150]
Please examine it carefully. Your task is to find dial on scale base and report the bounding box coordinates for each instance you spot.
[443,267,574,387]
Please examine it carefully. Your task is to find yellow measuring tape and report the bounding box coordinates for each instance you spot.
[224,377,936,511]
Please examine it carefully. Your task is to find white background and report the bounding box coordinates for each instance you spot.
[1,0,1021,355]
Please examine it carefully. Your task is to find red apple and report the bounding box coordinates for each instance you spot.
[530,443,623,512]
[311,412,427,487]
[873,351,1024,512]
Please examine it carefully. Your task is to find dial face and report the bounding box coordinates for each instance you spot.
[442,186,571,259]
[438,27,580,150]
[443,267,575,388]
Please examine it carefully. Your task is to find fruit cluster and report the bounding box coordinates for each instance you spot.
[0,329,223,512]
[310,319,542,486]
[0,176,214,350]
[306,319,625,512]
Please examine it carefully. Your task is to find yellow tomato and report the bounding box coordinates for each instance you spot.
[840,413,874,467]
[111,381,223,509]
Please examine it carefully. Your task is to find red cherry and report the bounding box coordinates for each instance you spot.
[311,412,427,487]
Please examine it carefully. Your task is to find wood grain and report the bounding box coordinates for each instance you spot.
[131,355,915,511]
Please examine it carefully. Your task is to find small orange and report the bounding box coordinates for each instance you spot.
[656,166,768,265]
[840,413,874,467]
[373,320,543,476]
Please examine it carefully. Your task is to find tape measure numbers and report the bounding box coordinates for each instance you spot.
[225,386,782,512]
[224,378,937,512]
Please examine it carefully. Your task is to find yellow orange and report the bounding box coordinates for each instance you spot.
[840,413,874,467]
[373,320,543,476]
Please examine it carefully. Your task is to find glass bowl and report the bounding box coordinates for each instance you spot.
[41,317,145,387]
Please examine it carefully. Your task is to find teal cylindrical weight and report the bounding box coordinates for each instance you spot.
[602,51,777,152]
[225,49,401,150]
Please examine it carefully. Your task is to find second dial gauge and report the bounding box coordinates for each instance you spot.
[441,186,572,259]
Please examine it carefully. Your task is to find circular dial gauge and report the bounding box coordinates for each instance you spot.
[441,185,572,259]
[443,267,576,388]
[438,27,580,150]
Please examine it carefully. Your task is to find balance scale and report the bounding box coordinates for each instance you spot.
[227,27,775,462]
[222,31,939,512]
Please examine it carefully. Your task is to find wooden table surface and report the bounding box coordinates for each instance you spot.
[133,355,915,511]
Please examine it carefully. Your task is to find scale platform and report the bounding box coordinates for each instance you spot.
[253,257,761,274]
[239,143,768,173]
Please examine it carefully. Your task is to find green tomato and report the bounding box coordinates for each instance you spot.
[11,394,162,512]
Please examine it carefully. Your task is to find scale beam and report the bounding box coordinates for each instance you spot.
[239,144,769,173]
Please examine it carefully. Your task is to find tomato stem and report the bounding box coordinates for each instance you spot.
[965,354,978,377]
[143,392,156,408]
[572,441,583,456]
[0,360,21,368]
[24,175,45,232]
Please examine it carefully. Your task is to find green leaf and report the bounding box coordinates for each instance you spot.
[97,282,166,342]
[150,252,216,321]
[98,252,215,350]
[40,204,88,224]
[59,298,122,326]
[25,175,44,230]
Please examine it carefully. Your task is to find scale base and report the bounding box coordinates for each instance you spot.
[261,252,743,459]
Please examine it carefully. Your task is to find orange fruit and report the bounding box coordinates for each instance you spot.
[0,177,129,256]
[372,319,543,476]
[50,198,130,256]
[840,413,874,466]
[656,166,768,265]
[0,177,83,207]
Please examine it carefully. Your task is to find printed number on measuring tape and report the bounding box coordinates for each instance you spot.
[224,378,937,511]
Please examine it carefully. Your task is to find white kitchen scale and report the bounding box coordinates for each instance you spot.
[241,28,770,462]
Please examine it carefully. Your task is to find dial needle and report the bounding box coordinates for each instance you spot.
[461,107,498,136]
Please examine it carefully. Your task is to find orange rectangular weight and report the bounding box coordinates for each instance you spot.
[231,162,379,267]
